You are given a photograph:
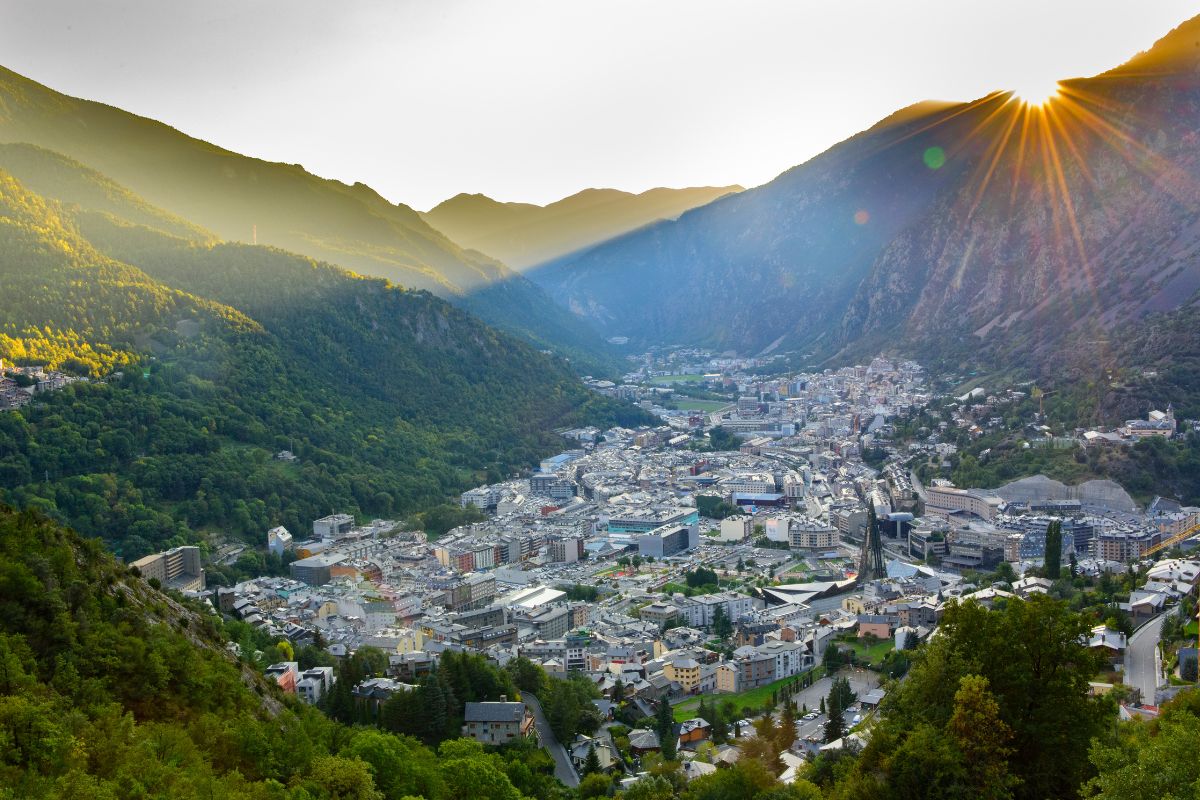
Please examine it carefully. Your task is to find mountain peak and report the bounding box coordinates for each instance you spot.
[423,184,743,269]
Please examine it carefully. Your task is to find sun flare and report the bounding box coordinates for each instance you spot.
[1011,78,1061,107]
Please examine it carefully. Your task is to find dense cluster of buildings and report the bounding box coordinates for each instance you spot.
[0,362,86,410]
[184,352,1200,770]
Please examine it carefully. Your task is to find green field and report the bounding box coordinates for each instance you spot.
[672,668,826,721]
[649,373,707,384]
[839,637,895,666]
[672,398,731,412]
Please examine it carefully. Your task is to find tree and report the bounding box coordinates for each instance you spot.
[712,604,734,641]
[823,703,845,744]
[623,774,674,800]
[855,595,1107,800]
[1044,519,1063,578]
[1083,691,1200,799]
[777,702,797,753]
[612,675,625,703]
[578,772,612,799]
[823,643,841,672]
[582,743,602,776]
[708,426,741,451]
[947,675,1019,800]
[304,755,385,800]
[656,700,677,761]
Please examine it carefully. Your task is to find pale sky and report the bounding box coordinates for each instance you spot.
[1,1,1196,209]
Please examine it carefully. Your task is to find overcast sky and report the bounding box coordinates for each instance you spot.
[2,1,1195,209]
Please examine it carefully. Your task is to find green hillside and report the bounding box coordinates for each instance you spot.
[0,165,648,559]
[0,505,569,799]
[0,66,619,374]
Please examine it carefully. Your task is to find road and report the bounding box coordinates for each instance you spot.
[523,692,579,787]
[909,468,928,503]
[1127,610,1172,704]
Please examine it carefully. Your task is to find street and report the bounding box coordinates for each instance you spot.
[1127,610,1173,704]
[523,692,579,787]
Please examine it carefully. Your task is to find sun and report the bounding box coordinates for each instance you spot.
[1010,77,1061,107]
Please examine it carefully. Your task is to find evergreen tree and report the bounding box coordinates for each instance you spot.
[1044,519,1063,578]
[823,701,845,743]
[612,675,625,704]
[947,675,1019,800]
[777,702,797,752]
[655,700,677,761]
[583,743,602,776]
[712,604,734,640]
[710,707,729,744]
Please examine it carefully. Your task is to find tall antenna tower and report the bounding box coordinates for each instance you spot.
[858,504,885,581]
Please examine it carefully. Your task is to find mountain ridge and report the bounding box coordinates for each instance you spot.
[0,157,649,558]
[0,64,620,374]
[526,15,1200,380]
[424,183,742,270]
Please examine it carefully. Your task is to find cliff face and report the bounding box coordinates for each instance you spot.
[843,58,1200,365]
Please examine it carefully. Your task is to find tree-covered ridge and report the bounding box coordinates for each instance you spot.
[0,168,255,374]
[0,142,214,242]
[0,506,567,800]
[0,167,650,558]
[0,66,621,374]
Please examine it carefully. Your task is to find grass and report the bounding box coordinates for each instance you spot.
[1185,620,1198,637]
[671,669,825,721]
[671,398,730,412]
[649,373,707,384]
[839,637,895,667]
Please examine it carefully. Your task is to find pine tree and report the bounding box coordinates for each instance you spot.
[712,604,733,641]
[825,705,844,743]
[1044,520,1063,578]
[583,743,601,776]
[655,699,677,761]
[777,702,797,752]
[612,675,624,704]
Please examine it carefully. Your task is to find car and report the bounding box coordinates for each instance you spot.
[802,712,818,721]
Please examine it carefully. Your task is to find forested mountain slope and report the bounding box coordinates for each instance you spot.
[0,505,571,799]
[0,165,646,558]
[0,67,618,373]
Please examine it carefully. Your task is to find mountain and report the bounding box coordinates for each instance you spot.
[423,185,742,270]
[0,66,618,373]
[0,158,649,558]
[528,16,1200,377]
